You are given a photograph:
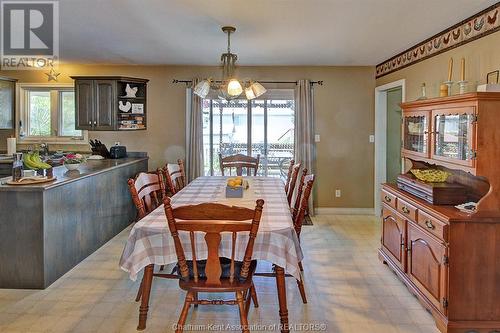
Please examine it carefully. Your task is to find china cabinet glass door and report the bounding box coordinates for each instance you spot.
[402,111,430,158]
[431,108,476,167]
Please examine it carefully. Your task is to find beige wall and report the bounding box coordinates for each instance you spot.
[376,31,500,100]
[0,65,376,209]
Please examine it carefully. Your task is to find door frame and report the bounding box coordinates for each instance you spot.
[374,79,406,216]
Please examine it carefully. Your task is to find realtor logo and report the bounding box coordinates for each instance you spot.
[1,0,59,70]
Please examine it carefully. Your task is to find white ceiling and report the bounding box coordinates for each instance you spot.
[59,0,498,66]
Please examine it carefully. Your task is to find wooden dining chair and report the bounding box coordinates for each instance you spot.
[162,159,186,195]
[285,161,302,205]
[219,153,260,176]
[128,170,172,301]
[291,168,308,222]
[127,170,166,220]
[254,173,314,305]
[137,197,265,332]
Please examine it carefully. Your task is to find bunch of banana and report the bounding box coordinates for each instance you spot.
[23,152,51,170]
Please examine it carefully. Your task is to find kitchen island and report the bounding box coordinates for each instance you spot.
[0,155,148,289]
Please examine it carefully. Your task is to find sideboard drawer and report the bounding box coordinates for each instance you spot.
[417,210,447,241]
[381,189,397,209]
[397,198,417,221]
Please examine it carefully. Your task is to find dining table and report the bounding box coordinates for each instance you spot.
[119,176,304,333]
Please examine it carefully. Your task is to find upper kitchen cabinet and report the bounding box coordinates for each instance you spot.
[71,76,149,131]
[0,77,17,130]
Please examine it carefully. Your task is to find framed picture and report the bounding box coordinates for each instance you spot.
[487,70,499,84]
[131,103,144,114]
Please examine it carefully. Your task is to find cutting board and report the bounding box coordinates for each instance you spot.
[6,176,57,185]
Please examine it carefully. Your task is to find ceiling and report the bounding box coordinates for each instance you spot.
[59,0,498,66]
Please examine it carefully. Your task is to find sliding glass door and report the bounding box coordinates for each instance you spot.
[202,91,295,177]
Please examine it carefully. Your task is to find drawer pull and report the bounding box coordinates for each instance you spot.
[425,220,435,230]
[401,206,410,214]
[384,195,392,203]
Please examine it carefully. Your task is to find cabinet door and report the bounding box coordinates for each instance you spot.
[75,80,94,130]
[402,110,431,159]
[431,107,476,168]
[94,80,116,130]
[381,207,406,272]
[407,222,448,314]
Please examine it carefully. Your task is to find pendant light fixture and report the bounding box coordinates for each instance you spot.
[193,26,266,100]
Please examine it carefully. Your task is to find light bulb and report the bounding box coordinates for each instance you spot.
[250,81,266,98]
[227,79,243,96]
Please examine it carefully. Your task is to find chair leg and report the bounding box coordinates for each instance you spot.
[137,264,154,331]
[193,292,198,308]
[135,276,144,302]
[245,288,252,317]
[296,277,307,304]
[236,291,249,333]
[250,283,259,308]
[175,291,193,333]
[298,261,304,272]
[159,265,165,271]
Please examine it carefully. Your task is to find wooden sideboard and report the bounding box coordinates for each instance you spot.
[379,93,500,333]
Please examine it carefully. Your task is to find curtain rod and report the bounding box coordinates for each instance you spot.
[172,79,323,86]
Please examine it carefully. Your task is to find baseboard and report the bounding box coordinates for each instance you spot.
[314,207,375,215]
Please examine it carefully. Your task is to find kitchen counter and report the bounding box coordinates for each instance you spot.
[0,155,148,289]
[0,157,148,191]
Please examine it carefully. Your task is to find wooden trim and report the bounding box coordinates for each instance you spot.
[401,92,500,109]
[314,207,375,215]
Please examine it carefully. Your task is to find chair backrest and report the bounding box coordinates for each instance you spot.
[292,168,308,221]
[284,159,295,193]
[219,153,260,176]
[286,162,302,205]
[128,170,166,220]
[163,159,186,194]
[293,174,315,238]
[163,197,265,285]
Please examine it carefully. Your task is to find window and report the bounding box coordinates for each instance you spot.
[202,89,295,177]
[19,84,86,143]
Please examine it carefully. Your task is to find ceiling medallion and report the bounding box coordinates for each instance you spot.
[193,26,266,101]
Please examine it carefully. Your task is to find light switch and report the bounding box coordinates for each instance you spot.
[314,134,321,142]
[369,135,375,143]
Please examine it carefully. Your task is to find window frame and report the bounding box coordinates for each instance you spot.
[202,89,295,177]
[18,83,88,145]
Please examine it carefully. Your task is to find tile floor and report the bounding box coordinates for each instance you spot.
[0,215,439,333]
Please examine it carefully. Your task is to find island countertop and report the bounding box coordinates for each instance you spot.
[0,154,148,288]
[0,156,148,191]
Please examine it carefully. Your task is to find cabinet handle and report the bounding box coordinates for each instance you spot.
[401,206,410,214]
[88,121,91,125]
[384,195,392,203]
[425,220,435,230]
[93,121,97,125]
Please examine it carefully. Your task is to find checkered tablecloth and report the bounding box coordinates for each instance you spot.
[119,176,304,280]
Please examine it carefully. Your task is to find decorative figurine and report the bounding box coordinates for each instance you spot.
[124,84,138,98]
[417,83,428,100]
[118,101,132,112]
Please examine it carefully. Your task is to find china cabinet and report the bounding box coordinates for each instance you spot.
[380,93,500,333]
[71,76,148,131]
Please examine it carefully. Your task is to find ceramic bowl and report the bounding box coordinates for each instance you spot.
[64,163,80,171]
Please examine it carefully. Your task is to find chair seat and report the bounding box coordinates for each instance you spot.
[177,259,257,292]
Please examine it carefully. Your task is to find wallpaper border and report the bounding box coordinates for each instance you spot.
[376,2,500,78]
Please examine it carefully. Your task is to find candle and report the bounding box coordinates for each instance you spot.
[460,58,465,81]
[6,137,16,155]
[447,58,453,82]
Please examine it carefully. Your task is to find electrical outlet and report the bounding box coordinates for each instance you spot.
[335,189,341,198]
[314,134,321,142]
[369,134,375,143]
